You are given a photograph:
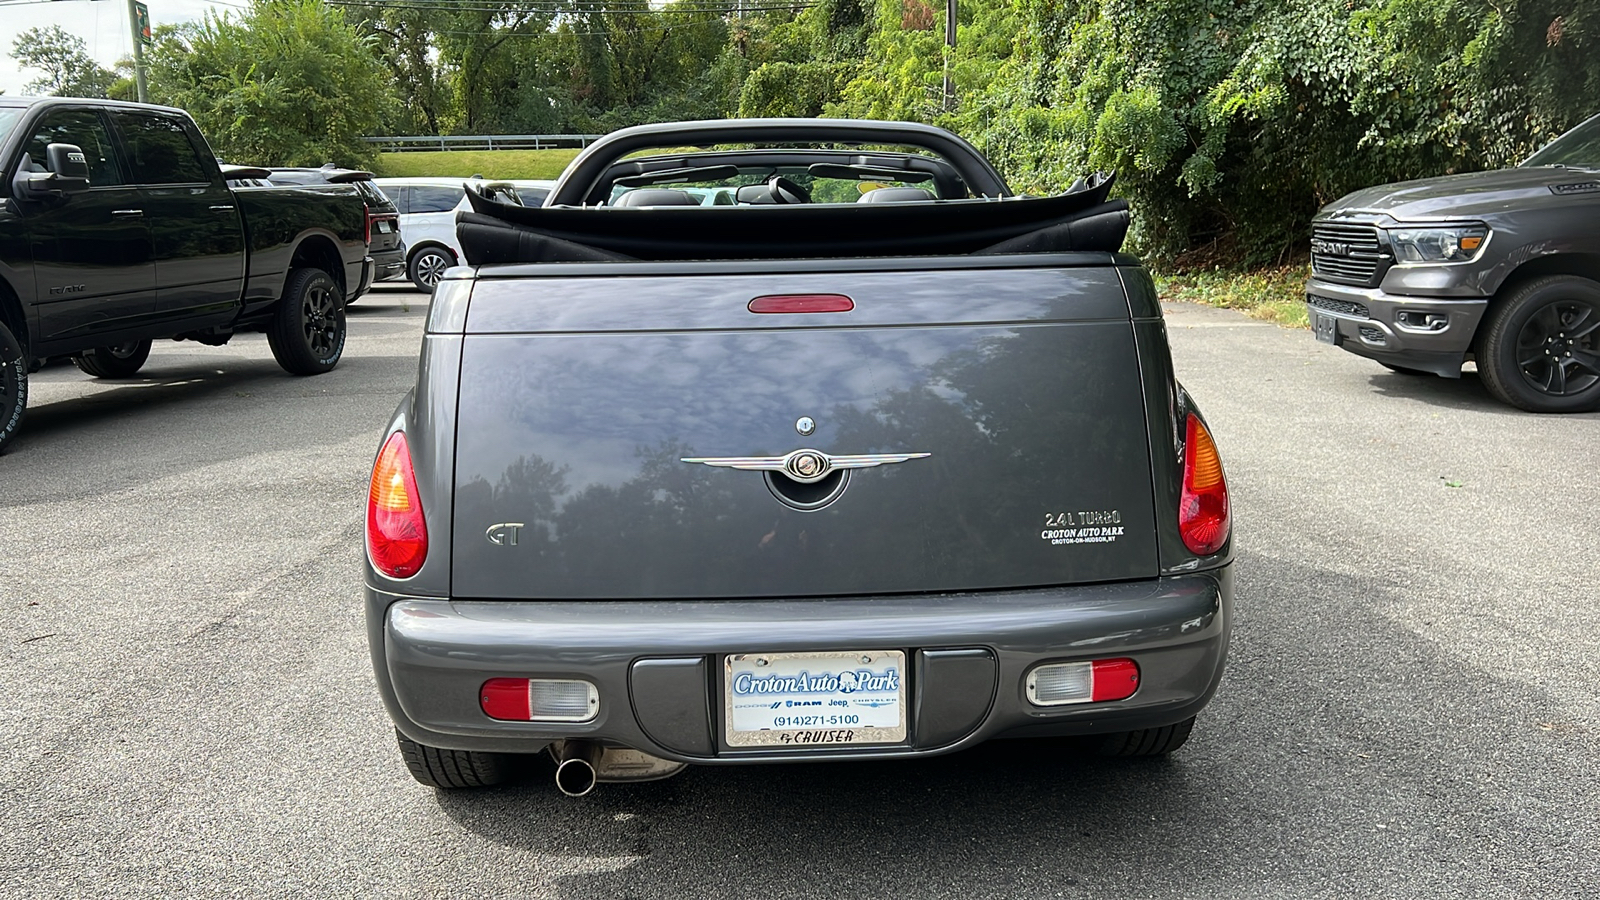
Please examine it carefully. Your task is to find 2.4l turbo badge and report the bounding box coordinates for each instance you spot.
[1040,509,1124,545]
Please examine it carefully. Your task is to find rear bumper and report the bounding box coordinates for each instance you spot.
[367,567,1232,764]
[352,256,374,301]
[1306,277,1489,376]
[372,246,406,282]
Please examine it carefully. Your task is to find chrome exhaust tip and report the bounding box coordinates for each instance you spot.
[549,742,689,797]
[554,741,602,797]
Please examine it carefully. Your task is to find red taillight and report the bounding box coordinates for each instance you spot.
[748,294,855,314]
[1179,414,1229,555]
[480,678,531,720]
[363,203,371,245]
[1090,658,1140,702]
[366,432,428,578]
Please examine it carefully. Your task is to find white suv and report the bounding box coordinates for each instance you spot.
[371,177,554,291]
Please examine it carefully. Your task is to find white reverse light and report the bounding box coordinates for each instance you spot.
[529,679,600,722]
[1027,662,1093,705]
[1026,658,1141,706]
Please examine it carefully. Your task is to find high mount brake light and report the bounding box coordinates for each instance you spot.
[367,432,428,578]
[748,294,855,314]
[1179,414,1229,556]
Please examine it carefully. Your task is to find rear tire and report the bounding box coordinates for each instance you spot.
[72,339,152,378]
[267,268,345,376]
[408,247,454,293]
[0,320,26,454]
[396,730,513,789]
[1477,275,1600,413]
[1098,717,1196,757]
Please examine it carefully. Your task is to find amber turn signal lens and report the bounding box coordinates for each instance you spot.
[367,432,428,578]
[1459,236,1483,251]
[1179,414,1229,555]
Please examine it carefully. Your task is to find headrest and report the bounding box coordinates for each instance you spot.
[613,189,699,207]
[858,187,935,203]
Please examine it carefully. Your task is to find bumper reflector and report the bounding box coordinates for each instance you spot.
[480,678,600,722]
[1025,658,1141,706]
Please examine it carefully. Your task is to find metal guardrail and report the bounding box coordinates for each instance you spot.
[363,134,604,152]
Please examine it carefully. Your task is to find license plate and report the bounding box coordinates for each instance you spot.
[376,220,394,233]
[724,650,906,748]
[1312,310,1339,345]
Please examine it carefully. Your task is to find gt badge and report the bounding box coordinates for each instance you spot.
[485,522,524,546]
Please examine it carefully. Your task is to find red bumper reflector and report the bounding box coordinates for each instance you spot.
[480,678,531,721]
[748,294,855,314]
[1091,658,1140,702]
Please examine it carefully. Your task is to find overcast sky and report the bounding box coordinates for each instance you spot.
[0,0,240,96]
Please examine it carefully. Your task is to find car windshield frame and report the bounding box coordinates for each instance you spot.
[1521,113,1600,168]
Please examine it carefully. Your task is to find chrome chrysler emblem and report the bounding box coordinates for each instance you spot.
[679,448,931,484]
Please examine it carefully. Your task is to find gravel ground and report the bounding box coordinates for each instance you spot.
[1,287,1594,898]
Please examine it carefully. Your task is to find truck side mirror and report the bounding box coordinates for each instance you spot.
[11,143,91,203]
[46,144,91,192]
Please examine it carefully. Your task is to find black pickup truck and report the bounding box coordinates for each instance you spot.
[365,119,1233,796]
[0,98,374,453]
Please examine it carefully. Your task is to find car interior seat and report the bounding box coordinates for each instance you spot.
[858,187,936,203]
[613,189,699,207]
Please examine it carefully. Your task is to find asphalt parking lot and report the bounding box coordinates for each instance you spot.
[2,285,1596,898]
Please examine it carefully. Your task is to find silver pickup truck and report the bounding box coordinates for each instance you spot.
[363,119,1234,796]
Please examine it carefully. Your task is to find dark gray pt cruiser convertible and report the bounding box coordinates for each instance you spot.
[364,119,1234,795]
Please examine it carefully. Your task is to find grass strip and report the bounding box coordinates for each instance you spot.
[1155,264,1312,327]
[375,149,582,180]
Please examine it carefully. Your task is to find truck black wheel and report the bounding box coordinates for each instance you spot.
[72,339,152,379]
[0,320,26,455]
[1097,717,1196,757]
[396,729,513,789]
[1478,275,1600,413]
[267,268,345,376]
[408,247,453,293]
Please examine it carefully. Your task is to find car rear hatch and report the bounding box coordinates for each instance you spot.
[449,261,1158,599]
[353,180,402,256]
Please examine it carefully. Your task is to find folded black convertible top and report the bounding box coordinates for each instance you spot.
[457,175,1130,265]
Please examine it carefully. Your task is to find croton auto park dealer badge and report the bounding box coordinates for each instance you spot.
[724,650,907,748]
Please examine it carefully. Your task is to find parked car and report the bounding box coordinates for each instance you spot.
[1306,112,1600,413]
[365,119,1233,795]
[235,164,405,291]
[370,176,554,291]
[0,97,371,453]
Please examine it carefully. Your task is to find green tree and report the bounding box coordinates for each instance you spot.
[10,25,117,98]
[342,6,455,135]
[553,0,732,129]
[834,0,1600,264]
[148,0,393,167]
[108,58,139,102]
[346,1,556,135]
[737,0,875,117]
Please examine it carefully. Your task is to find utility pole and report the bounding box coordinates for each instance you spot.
[942,0,956,112]
[127,0,150,103]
